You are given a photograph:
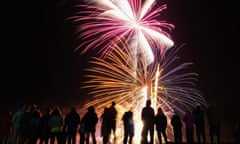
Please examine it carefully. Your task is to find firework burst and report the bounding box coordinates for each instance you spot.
[71,0,174,64]
[81,40,207,142]
[82,40,207,116]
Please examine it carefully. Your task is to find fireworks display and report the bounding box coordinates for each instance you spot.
[71,0,207,143]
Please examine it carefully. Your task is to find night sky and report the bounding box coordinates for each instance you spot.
[3,0,240,138]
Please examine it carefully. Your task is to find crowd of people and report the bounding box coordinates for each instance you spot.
[139,100,222,144]
[0,102,118,144]
[0,99,238,144]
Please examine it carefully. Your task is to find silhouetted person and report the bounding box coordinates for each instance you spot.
[28,104,41,144]
[122,108,134,144]
[155,107,168,144]
[64,107,80,144]
[183,110,195,144]
[207,103,221,144]
[48,107,63,144]
[81,106,98,144]
[12,103,25,144]
[39,107,51,144]
[101,107,111,144]
[0,108,12,144]
[79,117,85,144]
[19,105,32,144]
[109,101,117,139]
[192,103,206,144]
[141,99,155,144]
[171,112,182,144]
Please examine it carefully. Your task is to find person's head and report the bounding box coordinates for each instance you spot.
[52,107,60,115]
[111,101,116,106]
[129,106,134,112]
[88,106,94,112]
[30,104,37,112]
[146,99,151,107]
[157,107,163,114]
[18,103,25,110]
[71,107,76,112]
[104,107,108,112]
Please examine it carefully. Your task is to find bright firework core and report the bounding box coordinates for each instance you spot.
[131,21,141,29]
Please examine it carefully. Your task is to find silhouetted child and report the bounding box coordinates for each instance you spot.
[122,108,134,144]
[155,107,168,144]
[183,110,195,144]
[101,107,111,144]
[171,112,182,144]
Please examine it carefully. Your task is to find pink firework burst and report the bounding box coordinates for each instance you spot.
[71,0,175,60]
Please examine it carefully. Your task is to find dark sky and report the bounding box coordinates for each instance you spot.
[3,0,239,121]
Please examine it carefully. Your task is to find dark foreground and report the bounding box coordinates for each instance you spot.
[7,134,238,144]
